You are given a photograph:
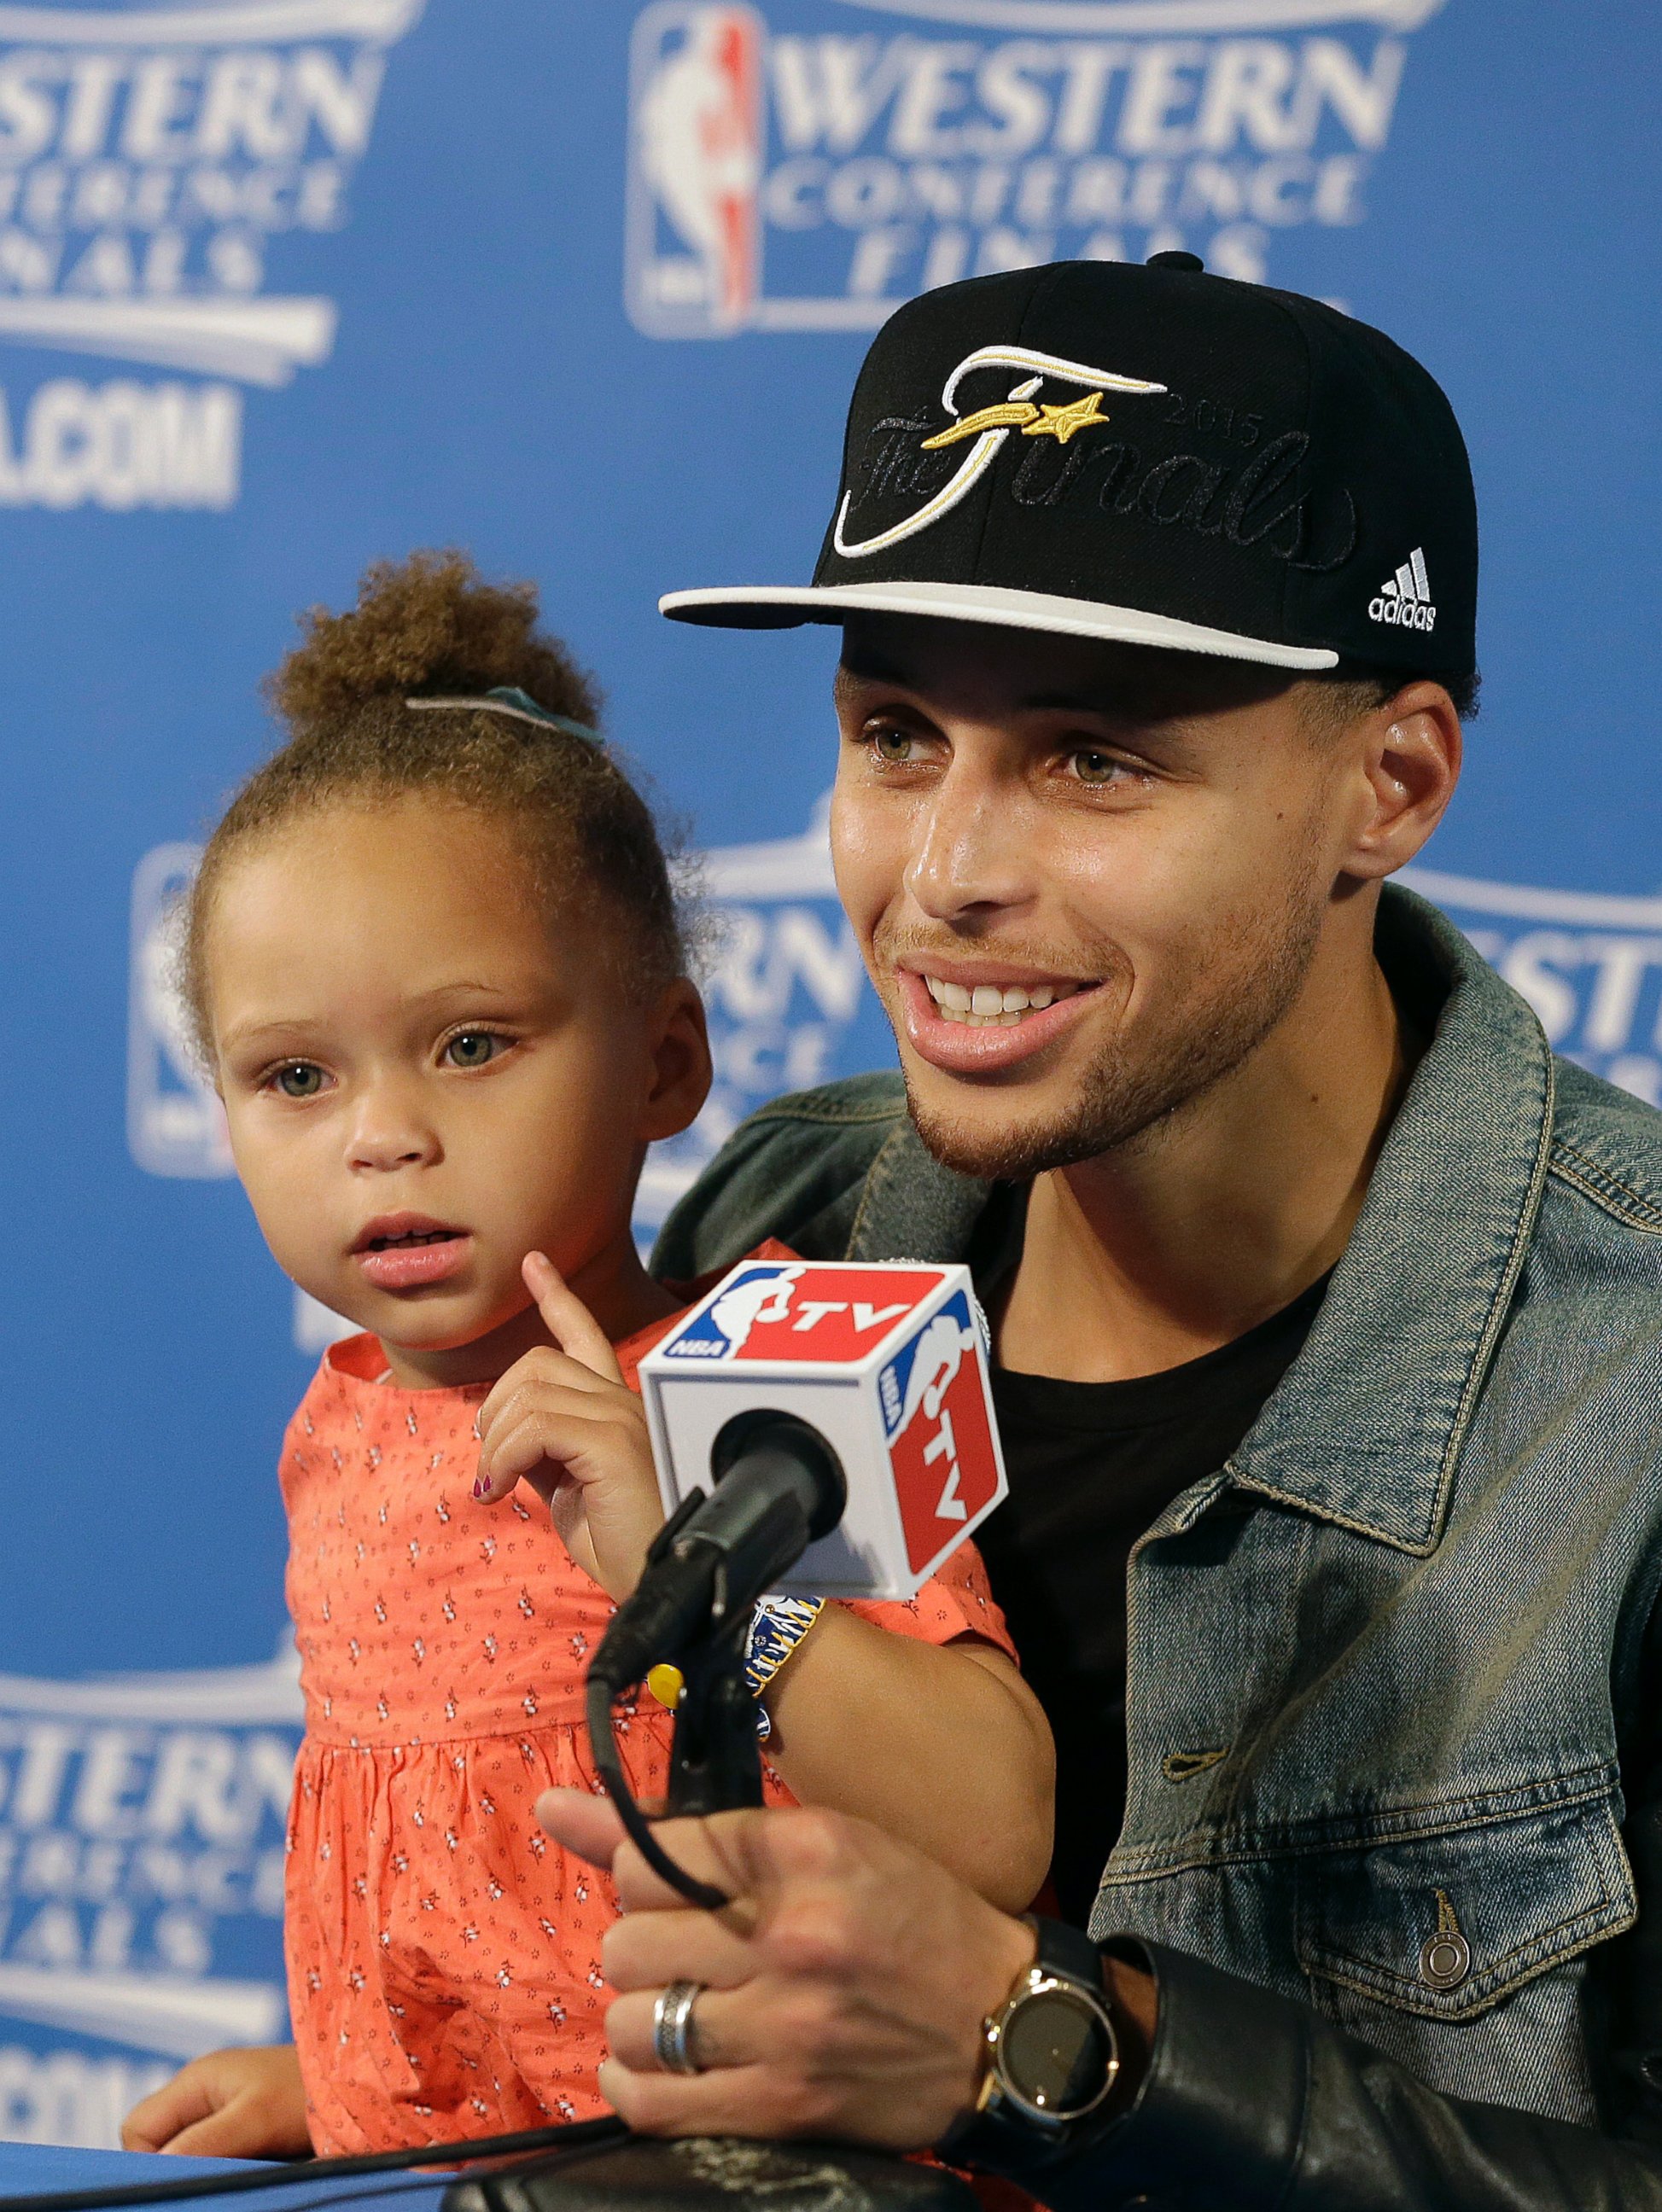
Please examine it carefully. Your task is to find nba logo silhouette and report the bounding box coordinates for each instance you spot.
[878,1290,1003,1578]
[128,842,234,1179]
[627,3,763,336]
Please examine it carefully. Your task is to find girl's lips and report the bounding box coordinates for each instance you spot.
[355,1232,474,1292]
[895,967,1102,1074]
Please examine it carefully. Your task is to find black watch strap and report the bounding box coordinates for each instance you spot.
[940,1918,1120,2173]
[1031,1915,1111,1993]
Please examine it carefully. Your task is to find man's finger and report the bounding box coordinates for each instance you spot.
[602,1908,755,1996]
[525,1251,625,1382]
[598,2058,819,2143]
[537,1786,626,1871]
[605,1982,762,2075]
[538,1793,790,1920]
[609,1811,776,1927]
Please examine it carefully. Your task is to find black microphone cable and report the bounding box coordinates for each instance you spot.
[0,2117,629,2212]
[585,1669,731,1912]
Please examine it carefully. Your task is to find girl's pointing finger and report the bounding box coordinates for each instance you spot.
[523,1250,626,1383]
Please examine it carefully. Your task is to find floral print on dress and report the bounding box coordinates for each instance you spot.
[281,1258,1014,2156]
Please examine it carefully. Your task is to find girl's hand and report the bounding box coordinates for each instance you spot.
[474,1253,667,1602]
[121,2044,311,2159]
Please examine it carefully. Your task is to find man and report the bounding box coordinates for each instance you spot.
[542,257,1662,2205]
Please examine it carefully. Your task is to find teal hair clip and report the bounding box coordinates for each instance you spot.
[404,685,602,744]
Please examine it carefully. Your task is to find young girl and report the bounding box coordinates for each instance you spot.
[123,553,1052,2163]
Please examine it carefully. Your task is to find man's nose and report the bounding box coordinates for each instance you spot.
[904,760,1034,923]
[346,1080,440,1173]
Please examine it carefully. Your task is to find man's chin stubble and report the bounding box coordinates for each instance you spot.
[899,910,1327,1185]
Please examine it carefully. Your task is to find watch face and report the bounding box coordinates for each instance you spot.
[1000,1987,1115,2118]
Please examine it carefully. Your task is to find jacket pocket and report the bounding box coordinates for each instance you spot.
[1296,1784,1636,2024]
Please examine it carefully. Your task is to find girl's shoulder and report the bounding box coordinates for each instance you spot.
[278,1334,482,1505]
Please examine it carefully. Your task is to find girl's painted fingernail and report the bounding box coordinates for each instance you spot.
[473,1478,487,1499]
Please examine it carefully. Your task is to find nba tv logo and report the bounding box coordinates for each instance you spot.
[627,3,763,336]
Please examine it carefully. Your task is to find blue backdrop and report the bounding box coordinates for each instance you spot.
[0,0,1656,2146]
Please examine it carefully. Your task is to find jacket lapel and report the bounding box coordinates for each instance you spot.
[1224,890,1555,1555]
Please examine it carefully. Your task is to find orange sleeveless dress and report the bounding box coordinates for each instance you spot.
[281,1282,1016,2154]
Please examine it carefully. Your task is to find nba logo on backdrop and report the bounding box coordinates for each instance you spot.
[627,0,1448,338]
[127,843,230,1179]
[628,3,763,335]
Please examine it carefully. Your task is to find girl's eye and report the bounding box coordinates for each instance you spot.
[444,1031,504,1069]
[273,1062,325,1099]
[1066,748,1128,788]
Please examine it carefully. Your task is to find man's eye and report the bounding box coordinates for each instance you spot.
[1066,748,1128,787]
[273,1062,325,1099]
[869,725,921,765]
[444,1031,504,1069]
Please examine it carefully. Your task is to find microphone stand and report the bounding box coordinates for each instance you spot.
[664,1595,762,1819]
[445,1563,979,2212]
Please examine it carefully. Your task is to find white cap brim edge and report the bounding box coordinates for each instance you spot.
[658,579,1338,672]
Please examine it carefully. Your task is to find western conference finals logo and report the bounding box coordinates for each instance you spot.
[627,0,1447,337]
[0,1649,301,2147]
[0,0,422,512]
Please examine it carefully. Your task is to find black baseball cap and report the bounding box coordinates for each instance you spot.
[662,256,1477,678]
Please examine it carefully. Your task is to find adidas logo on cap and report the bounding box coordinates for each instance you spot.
[1370,548,1437,633]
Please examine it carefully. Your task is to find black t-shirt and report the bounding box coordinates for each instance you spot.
[972,1222,1330,1928]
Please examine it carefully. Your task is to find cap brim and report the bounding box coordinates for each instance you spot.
[659,579,1338,672]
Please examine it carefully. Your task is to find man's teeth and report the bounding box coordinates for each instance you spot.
[922,976,1081,1027]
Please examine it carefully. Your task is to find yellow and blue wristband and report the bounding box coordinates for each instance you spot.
[648,1596,825,1740]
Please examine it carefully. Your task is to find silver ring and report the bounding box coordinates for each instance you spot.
[651,1980,706,2075]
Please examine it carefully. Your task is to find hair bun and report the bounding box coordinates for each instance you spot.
[266,549,601,738]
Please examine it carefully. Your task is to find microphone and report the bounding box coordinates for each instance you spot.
[635,1258,1008,1605]
[587,1411,846,1693]
[586,1261,1007,1904]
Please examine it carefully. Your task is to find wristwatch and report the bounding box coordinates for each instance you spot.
[941,1917,1122,2169]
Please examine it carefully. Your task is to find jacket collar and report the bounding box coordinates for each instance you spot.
[845,1116,991,1270]
[1228,888,1554,1554]
[848,885,1555,1557]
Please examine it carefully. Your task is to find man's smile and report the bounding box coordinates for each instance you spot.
[922,974,1085,1027]
[893,963,1105,1074]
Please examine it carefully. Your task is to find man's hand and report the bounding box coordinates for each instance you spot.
[475,1253,666,1601]
[122,2044,311,2159]
[538,1789,1039,2147]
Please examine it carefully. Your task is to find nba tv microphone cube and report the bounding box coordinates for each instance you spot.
[639,1260,1008,1603]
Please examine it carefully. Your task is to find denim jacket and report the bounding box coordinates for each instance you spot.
[656,886,1662,2210]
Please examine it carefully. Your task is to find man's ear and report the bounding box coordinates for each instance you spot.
[1341,680,1463,882]
[639,978,713,1144]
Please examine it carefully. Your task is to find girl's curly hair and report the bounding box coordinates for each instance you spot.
[182,550,688,1058]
